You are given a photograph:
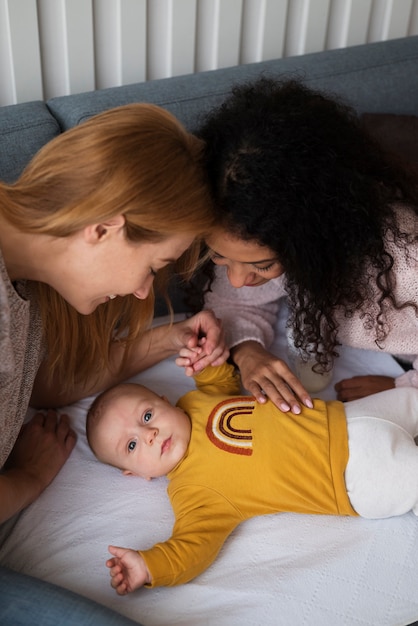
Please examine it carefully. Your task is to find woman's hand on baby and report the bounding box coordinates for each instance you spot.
[173,310,229,375]
[231,341,313,414]
[107,545,151,594]
[334,375,395,401]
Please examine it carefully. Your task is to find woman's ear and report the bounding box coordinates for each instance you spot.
[84,215,126,243]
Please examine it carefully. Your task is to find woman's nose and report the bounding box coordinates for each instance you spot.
[227,264,252,288]
[133,275,154,300]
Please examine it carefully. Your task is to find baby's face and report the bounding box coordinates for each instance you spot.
[93,384,191,479]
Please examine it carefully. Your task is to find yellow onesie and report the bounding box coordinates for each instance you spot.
[140,362,356,587]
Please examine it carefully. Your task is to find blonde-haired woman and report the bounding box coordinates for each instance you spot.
[0,103,226,625]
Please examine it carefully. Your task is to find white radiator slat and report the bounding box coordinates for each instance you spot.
[384,0,414,40]
[38,0,69,99]
[285,0,328,56]
[119,0,147,85]
[196,0,243,71]
[215,0,243,68]
[0,0,16,105]
[242,0,289,63]
[326,0,373,49]
[38,0,95,100]
[285,0,309,56]
[303,0,332,54]
[94,0,147,89]
[241,0,266,63]
[195,0,219,71]
[0,0,417,106]
[170,0,197,77]
[411,0,418,35]
[148,0,170,79]
[64,0,95,96]
[94,0,123,89]
[3,0,42,103]
[148,0,197,80]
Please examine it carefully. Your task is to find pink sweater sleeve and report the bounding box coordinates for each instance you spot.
[204,266,286,349]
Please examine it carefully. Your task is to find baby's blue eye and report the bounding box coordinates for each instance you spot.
[128,440,136,452]
[144,411,152,423]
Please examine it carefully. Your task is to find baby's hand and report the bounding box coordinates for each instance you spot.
[106,545,151,594]
[175,334,229,376]
[171,311,229,375]
[176,345,204,376]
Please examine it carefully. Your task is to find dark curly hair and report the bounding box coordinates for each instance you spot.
[194,77,418,371]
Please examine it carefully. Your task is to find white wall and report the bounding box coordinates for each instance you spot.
[0,0,417,106]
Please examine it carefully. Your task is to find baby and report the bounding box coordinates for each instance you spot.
[86,362,418,593]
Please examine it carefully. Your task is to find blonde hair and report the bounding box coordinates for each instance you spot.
[0,103,214,389]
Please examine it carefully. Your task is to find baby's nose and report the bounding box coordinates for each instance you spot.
[145,428,157,445]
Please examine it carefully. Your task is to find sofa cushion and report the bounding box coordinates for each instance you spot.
[0,101,60,183]
[46,36,418,133]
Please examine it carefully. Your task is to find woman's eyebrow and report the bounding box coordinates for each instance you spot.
[248,257,278,264]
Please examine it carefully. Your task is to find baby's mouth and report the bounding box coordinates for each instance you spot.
[161,437,171,455]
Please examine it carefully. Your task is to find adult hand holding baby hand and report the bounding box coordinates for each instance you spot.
[174,310,229,375]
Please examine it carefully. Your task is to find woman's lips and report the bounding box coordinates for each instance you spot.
[245,281,266,287]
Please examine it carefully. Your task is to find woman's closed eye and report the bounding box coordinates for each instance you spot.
[254,262,276,272]
[209,250,278,272]
[209,253,224,265]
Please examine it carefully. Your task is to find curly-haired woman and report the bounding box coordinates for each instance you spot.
[190,77,418,414]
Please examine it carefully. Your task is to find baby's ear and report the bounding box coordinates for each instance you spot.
[123,469,152,481]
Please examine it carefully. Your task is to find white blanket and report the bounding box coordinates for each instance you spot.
[1,308,418,626]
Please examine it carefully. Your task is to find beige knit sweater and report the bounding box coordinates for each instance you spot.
[0,248,44,468]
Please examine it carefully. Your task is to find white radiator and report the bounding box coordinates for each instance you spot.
[0,0,417,106]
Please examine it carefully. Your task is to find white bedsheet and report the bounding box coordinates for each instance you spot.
[1,307,418,626]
